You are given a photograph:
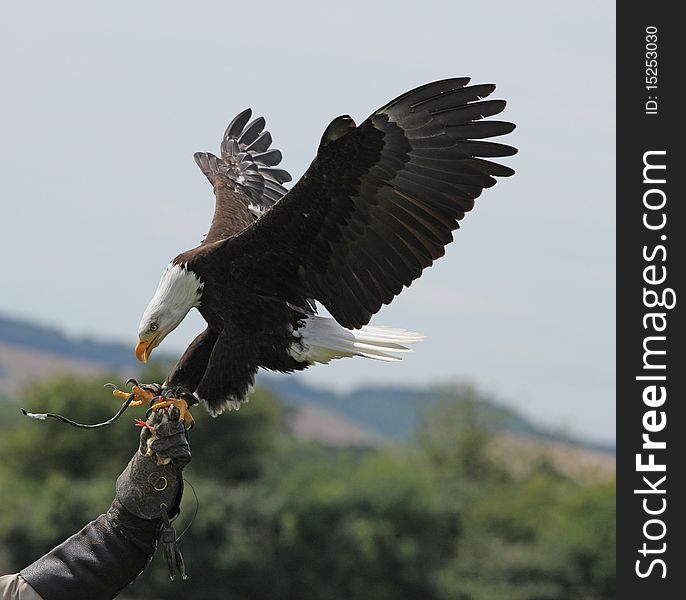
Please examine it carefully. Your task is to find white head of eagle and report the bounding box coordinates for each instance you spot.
[136,263,204,363]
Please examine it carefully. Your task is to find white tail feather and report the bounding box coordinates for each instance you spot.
[288,316,425,365]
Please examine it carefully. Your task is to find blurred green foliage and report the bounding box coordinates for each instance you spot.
[0,373,615,599]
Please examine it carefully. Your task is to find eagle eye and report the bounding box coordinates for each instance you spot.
[150,323,159,332]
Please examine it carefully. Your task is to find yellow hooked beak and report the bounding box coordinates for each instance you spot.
[135,334,159,363]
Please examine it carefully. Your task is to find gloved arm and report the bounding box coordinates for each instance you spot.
[17,407,190,600]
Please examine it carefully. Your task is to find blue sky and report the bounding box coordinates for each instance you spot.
[0,1,615,443]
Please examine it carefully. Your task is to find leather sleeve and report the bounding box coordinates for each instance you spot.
[19,499,160,600]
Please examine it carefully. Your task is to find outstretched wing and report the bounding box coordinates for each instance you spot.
[194,109,292,244]
[215,78,517,328]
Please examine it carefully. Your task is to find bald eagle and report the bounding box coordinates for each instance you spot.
[134,78,516,416]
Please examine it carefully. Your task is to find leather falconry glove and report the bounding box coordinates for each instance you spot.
[117,405,191,521]
[20,405,191,600]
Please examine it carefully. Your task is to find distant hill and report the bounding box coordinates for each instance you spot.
[261,376,615,454]
[0,313,614,455]
[0,315,138,371]
[0,314,142,401]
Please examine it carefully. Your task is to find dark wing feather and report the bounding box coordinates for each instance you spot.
[165,327,219,393]
[194,109,292,244]
[195,326,258,415]
[214,78,517,328]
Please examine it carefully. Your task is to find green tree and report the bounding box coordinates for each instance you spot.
[0,374,615,600]
[0,373,283,577]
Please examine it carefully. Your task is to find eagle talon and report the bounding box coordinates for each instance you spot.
[107,380,162,408]
[149,397,194,429]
